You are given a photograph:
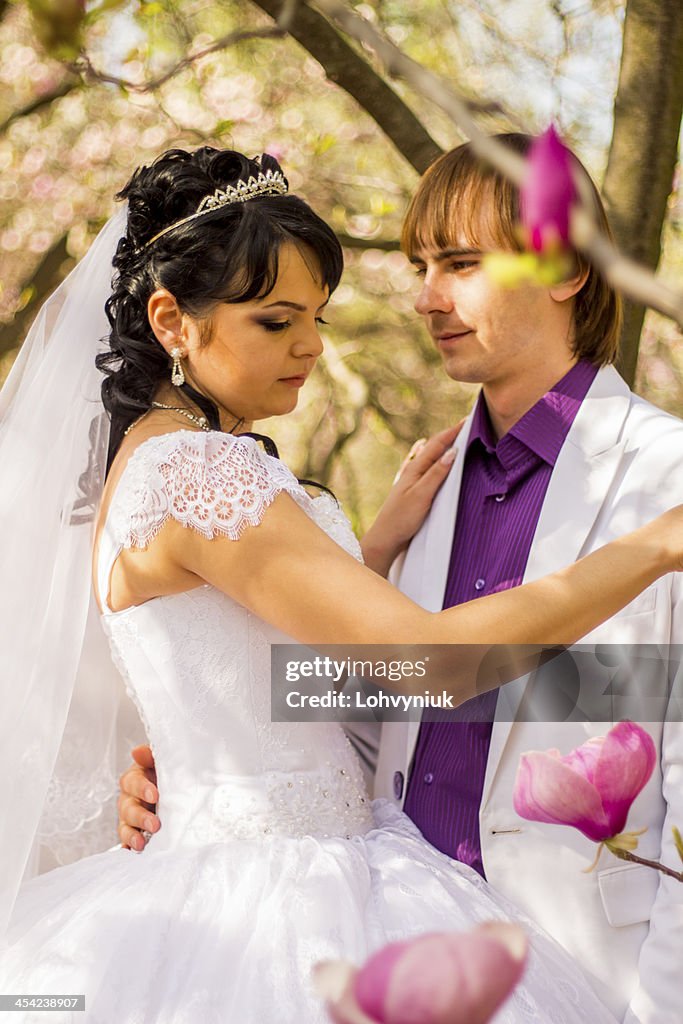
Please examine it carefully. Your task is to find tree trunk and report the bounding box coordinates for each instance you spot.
[602,0,683,386]
[0,235,71,358]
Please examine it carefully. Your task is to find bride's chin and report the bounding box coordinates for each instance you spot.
[269,394,302,416]
[216,390,301,426]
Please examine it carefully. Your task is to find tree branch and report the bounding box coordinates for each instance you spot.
[250,0,443,173]
[336,233,400,251]
[311,0,683,330]
[610,846,683,883]
[64,1,300,93]
[71,25,290,93]
[0,77,80,135]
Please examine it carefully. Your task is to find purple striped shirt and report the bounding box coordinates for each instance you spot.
[403,359,598,876]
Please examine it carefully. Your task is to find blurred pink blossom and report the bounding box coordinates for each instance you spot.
[1,230,22,253]
[30,174,55,200]
[520,125,576,252]
[513,721,656,842]
[264,144,286,162]
[314,923,528,1024]
[28,231,53,254]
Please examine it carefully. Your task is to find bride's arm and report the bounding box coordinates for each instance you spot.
[119,490,681,706]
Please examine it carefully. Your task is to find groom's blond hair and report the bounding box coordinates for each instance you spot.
[401,133,622,367]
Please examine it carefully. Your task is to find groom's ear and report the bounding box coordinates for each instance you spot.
[147,288,185,354]
[548,262,589,303]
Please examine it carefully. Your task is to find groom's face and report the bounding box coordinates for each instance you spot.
[409,203,568,391]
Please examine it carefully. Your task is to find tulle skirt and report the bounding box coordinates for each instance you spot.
[0,802,615,1023]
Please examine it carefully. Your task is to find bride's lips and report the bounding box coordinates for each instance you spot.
[278,374,308,387]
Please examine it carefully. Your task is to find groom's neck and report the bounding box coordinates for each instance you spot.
[481,354,578,440]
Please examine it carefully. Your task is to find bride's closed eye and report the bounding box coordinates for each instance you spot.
[260,320,292,332]
[260,318,329,333]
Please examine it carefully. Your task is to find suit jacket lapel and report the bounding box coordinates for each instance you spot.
[399,410,475,610]
[398,407,477,766]
[523,365,632,582]
[482,365,633,805]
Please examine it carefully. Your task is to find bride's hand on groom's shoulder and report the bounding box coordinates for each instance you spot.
[117,745,160,853]
[360,422,464,578]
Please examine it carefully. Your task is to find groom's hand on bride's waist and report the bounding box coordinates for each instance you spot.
[118,745,160,852]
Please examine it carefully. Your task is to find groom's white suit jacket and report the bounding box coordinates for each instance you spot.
[356,366,683,1023]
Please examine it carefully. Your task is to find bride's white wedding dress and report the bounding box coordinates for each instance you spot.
[1,432,616,1023]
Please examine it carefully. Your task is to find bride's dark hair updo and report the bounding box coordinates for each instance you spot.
[97,147,343,463]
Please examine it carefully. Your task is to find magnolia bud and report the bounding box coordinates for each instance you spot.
[519,125,576,253]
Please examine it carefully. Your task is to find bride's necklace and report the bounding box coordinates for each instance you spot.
[150,401,210,431]
[124,401,210,437]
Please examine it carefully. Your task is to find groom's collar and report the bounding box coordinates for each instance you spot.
[470,358,599,468]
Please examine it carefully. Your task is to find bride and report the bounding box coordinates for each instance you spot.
[1,145,680,1023]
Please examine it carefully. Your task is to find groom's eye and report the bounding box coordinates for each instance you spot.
[449,260,479,271]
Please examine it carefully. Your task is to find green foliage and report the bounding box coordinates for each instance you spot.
[213,118,234,137]
[27,0,85,60]
[85,0,129,24]
[138,2,165,17]
[674,826,683,863]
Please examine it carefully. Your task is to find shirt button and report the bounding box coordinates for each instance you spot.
[474,578,486,591]
[494,494,506,502]
[423,772,434,784]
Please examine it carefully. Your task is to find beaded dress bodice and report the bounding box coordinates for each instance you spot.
[97,431,374,850]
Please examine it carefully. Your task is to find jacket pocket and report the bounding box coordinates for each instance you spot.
[597,862,659,927]
[617,583,659,618]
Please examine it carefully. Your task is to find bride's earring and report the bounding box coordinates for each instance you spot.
[170,346,185,387]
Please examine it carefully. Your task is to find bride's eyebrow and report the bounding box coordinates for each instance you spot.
[260,299,330,312]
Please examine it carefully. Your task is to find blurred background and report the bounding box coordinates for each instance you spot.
[0,0,680,530]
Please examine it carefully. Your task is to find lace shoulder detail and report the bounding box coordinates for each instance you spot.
[108,431,302,550]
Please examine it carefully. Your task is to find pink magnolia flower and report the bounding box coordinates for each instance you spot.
[519,125,577,252]
[513,721,656,842]
[314,923,528,1024]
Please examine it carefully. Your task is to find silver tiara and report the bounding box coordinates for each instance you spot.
[140,168,288,251]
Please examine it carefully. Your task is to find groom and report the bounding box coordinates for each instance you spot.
[367,134,683,1024]
[118,134,683,1022]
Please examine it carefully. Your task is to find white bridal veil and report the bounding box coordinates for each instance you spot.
[0,208,144,942]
